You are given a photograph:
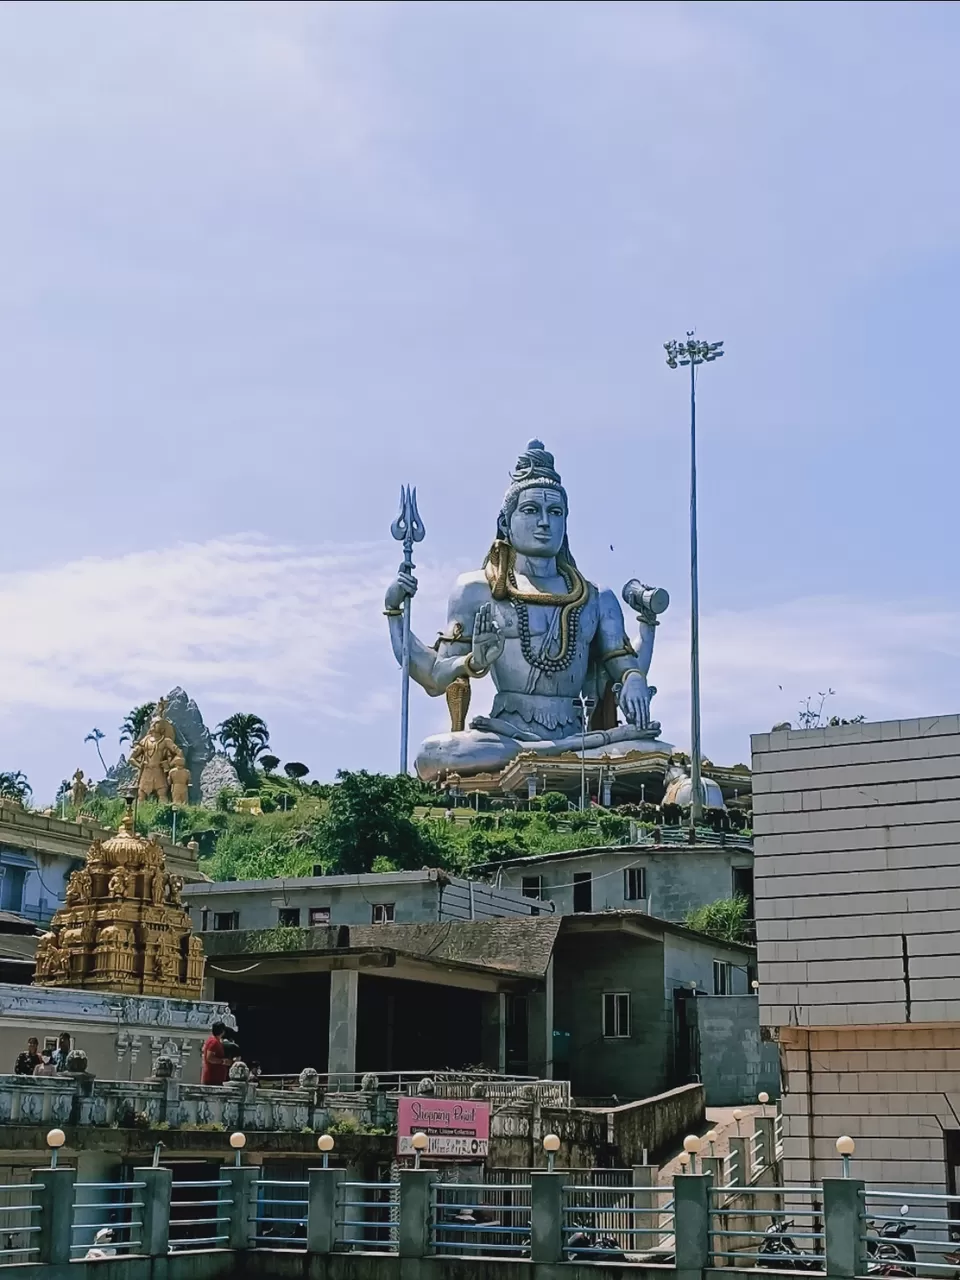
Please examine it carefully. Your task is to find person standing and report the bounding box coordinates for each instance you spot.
[14,1038,40,1075]
[52,1032,72,1072]
[200,1022,228,1085]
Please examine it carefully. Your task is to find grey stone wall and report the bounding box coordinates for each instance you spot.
[690,994,779,1106]
[752,714,960,1028]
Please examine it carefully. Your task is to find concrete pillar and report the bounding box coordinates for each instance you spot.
[221,1166,257,1250]
[729,1134,750,1186]
[757,1116,777,1170]
[498,992,507,1074]
[527,961,555,1079]
[33,1167,76,1265]
[307,1168,345,1255]
[530,1171,565,1264]
[673,1173,712,1280]
[135,1167,172,1256]
[328,969,358,1088]
[823,1177,864,1278]
[398,1169,433,1259]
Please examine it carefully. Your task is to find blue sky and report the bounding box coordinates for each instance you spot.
[3,0,960,802]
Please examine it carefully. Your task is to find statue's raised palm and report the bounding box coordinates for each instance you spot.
[471,604,504,673]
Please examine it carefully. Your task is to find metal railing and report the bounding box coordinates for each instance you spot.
[563,1181,676,1260]
[0,1183,41,1265]
[430,1182,531,1257]
[168,1179,232,1251]
[709,1184,825,1269]
[257,1069,544,1093]
[253,1179,308,1247]
[70,1180,144,1257]
[860,1189,960,1275]
[337,1180,399,1251]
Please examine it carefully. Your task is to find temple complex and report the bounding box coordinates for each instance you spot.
[33,794,205,1000]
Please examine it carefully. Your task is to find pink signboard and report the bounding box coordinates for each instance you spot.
[397,1096,491,1158]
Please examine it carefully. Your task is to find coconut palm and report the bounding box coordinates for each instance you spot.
[0,771,32,803]
[120,703,156,746]
[216,714,270,786]
[84,727,108,772]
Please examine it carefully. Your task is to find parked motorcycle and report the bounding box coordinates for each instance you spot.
[566,1225,628,1262]
[865,1206,916,1277]
[758,1219,820,1271]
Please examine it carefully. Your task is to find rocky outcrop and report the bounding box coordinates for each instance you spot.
[95,755,136,799]
[163,687,215,804]
[200,754,241,809]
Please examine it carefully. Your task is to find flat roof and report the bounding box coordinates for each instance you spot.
[183,868,507,898]
[475,840,753,872]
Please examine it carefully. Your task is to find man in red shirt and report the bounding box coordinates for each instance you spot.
[200,1022,228,1085]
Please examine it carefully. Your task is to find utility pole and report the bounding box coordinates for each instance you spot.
[664,333,724,831]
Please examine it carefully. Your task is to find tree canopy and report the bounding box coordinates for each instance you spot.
[120,703,157,745]
[216,713,270,786]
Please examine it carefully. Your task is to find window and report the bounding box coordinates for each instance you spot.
[713,961,732,995]
[372,903,395,925]
[200,910,209,932]
[213,911,239,931]
[732,866,755,917]
[573,872,592,913]
[309,907,331,926]
[278,908,301,928]
[602,992,631,1038]
[624,867,646,902]
[521,875,543,900]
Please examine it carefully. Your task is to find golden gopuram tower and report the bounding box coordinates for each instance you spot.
[34,794,205,999]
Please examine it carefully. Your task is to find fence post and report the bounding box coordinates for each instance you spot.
[823,1177,864,1278]
[307,1167,345,1255]
[134,1166,172,1257]
[221,1165,257,1250]
[756,1116,777,1169]
[398,1169,433,1259]
[531,1171,564,1264]
[673,1172,712,1280]
[32,1167,76,1265]
[729,1134,750,1185]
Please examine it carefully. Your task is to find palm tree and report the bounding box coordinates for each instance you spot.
[216,714,270,786]
[120,703,156,746]
[0,771,32,803]
[84,728,108,772]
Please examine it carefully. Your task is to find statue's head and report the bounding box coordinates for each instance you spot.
[496,440,572,562]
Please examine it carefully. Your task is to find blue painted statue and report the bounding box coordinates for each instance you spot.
[384,440,670,781]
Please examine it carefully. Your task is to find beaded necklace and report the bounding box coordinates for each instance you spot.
[507,562,587,674]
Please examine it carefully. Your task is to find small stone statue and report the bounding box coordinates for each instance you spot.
[151,868,165,908]
[167,875,183,907]
[107,867,130,899]
[168,756,191,807]
[70,769,88,809]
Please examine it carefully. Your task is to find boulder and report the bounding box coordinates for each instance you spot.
[200,754,241,808]
[163,687,215,805]
[95,755,136,799]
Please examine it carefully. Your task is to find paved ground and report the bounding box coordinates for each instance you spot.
[657,1104,763,1183]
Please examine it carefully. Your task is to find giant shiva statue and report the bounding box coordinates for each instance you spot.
[384,440,671,781]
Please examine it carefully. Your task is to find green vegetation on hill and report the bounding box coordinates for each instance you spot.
[45,768,751,887]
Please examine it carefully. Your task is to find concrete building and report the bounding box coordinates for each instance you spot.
[183,869,540,933]
[753,713,960,1193]
[481,835,754,923]
[202,912,768,1104]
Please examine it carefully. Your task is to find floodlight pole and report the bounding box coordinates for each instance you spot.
[664,334,724,832]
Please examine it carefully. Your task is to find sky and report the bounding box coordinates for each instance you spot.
[3,0,960,802]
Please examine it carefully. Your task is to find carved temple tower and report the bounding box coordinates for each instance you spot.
[34,795,204,999]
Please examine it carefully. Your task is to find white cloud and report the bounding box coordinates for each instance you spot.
[3,538,959,777]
